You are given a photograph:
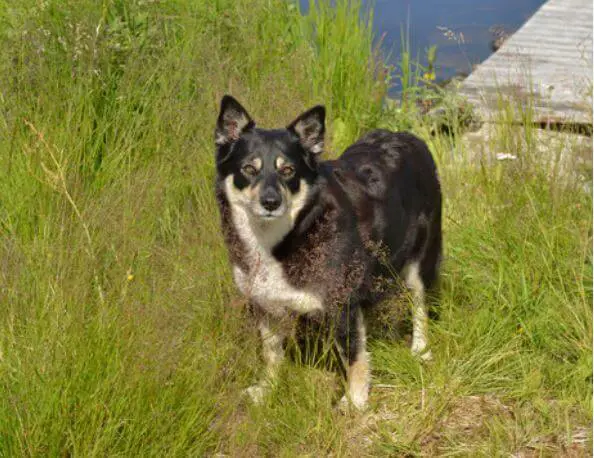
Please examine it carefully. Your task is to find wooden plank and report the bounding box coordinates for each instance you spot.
[457,0,593,124]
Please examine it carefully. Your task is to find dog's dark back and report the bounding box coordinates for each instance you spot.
[328,130,442,294]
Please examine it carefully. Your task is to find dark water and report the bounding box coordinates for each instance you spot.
[300,0,546,89]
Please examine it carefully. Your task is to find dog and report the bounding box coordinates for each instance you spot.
[214,95,442,410]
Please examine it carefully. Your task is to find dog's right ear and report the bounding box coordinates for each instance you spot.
[215,95,255,145]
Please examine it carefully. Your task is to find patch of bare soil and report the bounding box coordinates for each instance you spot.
[349,390,592,457]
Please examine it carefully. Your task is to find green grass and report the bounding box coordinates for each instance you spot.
[0,0,591,456]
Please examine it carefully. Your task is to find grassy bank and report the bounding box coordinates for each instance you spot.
[0,0,591,456]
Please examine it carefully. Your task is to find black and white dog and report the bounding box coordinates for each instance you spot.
[214,95,442,410]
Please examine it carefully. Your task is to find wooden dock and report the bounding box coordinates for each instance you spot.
[458,0,593,124]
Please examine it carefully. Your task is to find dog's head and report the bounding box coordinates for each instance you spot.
[215,95,325,222]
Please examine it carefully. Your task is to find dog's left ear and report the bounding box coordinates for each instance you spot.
[287,105,325,155]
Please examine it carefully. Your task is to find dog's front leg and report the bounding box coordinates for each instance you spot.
[337,307,370,411]
[245,316,288,404]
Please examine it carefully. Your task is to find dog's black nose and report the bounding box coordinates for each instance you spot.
[260,192,282,212]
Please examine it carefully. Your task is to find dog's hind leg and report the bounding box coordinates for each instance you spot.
[403,260,432,361]
[245,316,289,404]
[337,308,370,411]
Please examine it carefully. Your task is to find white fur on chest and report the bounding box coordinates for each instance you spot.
[225,177,324,316]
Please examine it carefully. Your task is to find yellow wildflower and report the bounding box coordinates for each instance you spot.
[423,71,436,81]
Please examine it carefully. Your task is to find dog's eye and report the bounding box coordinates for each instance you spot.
[242,164,258,176]
[279,165,295,178]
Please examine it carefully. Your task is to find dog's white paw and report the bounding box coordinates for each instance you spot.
[419,349,433,361]
[243,383,269,405]
[338,393,368,414]
[412,346,433,362]
[411,335,432,362]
